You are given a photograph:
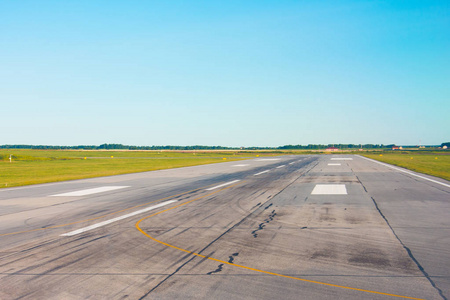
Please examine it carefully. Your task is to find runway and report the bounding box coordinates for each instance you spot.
[0,155,448,299]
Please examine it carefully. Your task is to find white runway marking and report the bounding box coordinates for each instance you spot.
[276,165,285,168]
[311,184,347,195]
[358,156,450,188]
[206,180,240,191]
[256,158,281,161]
[331,158,353,161]
[328,163,341,166]
[232,164,250,167]
[51,186,130,197]
[254,170,270,176]
[60,200,177,236]
[289,162,296,165]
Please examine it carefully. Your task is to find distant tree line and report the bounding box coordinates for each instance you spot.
[3,143,445,150]
[0,144,239,150]
[278,144,387,150]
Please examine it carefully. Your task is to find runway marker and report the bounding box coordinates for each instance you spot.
[359,156,450,188]
[206,180,240,191]
[61,200,177,236]
[311,184,347,195]
[255,158,281,161]
[51,186,130,197]
[232,164,250,167]
[289,162,295,165]
[276,165,285,169]
[254,170,270,176]
[331,158,353,161]
[328,163,341,166]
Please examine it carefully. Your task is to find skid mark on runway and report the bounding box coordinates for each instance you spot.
[264,203,273,210]
[207,263,223,275]
[251,210,276,238]
[207,253,239,275]
[228,252,239,264]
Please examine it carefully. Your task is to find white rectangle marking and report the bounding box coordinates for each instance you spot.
[206,180,240,191]
[254,170,270,176]
[61,200,177,236]
[51,186,130,197]
[232,164,250,167]
[311,184,347,195]
[276,165,285,169]
[331,158,353,161]
[328,163,341,166]
[289,162,295,165]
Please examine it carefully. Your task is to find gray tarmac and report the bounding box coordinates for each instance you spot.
[0,155,448,299]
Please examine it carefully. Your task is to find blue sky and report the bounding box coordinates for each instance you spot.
[1,0,449,147]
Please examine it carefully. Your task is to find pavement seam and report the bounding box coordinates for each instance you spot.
[354,170,446,300]
[370,196,447,300]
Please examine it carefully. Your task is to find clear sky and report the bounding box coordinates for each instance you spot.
[1,0,449,147]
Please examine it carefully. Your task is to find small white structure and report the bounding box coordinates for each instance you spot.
[325,147,339,152]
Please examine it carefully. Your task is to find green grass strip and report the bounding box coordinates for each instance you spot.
[0,149,269,188]
[362,153,450,181]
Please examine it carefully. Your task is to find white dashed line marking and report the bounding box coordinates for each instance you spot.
[276,165,285,169]
[206,180,240,191]
[331,158,353,161]
[254,170,270,176]
[60,200,177,236]
[328,163,341,166]
[255,158,281,161]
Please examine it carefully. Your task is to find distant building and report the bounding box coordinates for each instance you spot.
[325,147,339,152]
[443,145,448,149]
[392,146,403,150]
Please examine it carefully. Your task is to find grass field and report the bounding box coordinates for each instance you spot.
[0,149,276,188]
[362,152,450,181]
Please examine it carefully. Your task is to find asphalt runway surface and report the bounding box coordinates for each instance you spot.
[0,155,449,299]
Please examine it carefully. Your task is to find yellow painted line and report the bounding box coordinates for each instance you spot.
[135,184,424,300]
[0,183,218,237]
